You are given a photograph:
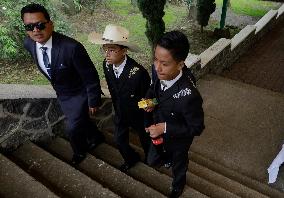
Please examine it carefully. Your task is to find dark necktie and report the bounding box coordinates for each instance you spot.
[114,67,119,78]
[40,47,51,77]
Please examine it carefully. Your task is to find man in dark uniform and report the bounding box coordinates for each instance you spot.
[21,3,104,165]
[89,25,151,172]
[144,31,204,198]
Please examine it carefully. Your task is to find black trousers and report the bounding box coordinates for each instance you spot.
[147,140,192,191]
[58,90,103,155]
[114,119,150,164]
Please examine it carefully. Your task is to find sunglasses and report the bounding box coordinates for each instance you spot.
[24,21,49,31]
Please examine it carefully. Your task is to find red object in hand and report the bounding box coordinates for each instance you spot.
[152,137,163,145]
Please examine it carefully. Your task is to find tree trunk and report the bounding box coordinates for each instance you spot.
[188,0,198,21]
[227,0,231,8]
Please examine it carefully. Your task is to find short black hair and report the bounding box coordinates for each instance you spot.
[21,3,50,21]
[156,31,190,62]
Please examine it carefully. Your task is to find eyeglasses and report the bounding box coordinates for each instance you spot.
[24,21,49,31]
[100,47,123,56]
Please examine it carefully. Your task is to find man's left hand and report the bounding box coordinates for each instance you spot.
[89,107,97,118]
[146,123,165,138]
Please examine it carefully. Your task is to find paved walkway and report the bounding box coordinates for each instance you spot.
[222,19,284,93]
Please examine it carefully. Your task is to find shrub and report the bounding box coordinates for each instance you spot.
[197,0,216,31]
[138,0,167,51]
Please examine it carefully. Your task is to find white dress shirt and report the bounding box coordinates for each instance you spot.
[160,70,183,91]
[112,56,127,78]
[36,37,52,77]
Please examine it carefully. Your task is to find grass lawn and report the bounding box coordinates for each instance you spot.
[215,0,281,17]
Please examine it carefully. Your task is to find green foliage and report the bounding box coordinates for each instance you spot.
[215,0,281,17]
[0,0,70,61]
[137,0,167,50]
[197,0,216,29]
[0,24,18,59]
[73,0,83,11]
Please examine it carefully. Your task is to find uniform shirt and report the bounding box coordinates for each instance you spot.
[36,36,52,77]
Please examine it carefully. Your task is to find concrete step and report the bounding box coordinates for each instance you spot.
[0,153,58,198]
[190,151,284,198]
[159,167,241,198]
[91,141,208,198]
[187,158,269,198]
[44,137,166,198]
[102,130,241,197]
[11,142,119,198]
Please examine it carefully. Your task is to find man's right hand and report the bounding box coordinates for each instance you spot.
[144,106,154,112]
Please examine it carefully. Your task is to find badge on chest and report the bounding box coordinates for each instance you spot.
[173,88,191,99]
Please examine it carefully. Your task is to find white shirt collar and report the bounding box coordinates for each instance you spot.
[112,56,127,78]
[36,36,52,50]
[160,70,183,91]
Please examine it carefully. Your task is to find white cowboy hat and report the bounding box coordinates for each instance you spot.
[88,24,140,52]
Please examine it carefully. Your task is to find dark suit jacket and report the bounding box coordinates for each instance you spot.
[24,31,101,107]
[103,55,151,125]
[146,72,204,151]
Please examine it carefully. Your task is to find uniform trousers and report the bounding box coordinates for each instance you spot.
[114,118,150,164]
[57,90,103,155]
[147,139,193,191]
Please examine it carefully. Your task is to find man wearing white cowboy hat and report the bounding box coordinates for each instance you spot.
[89,24,151,172]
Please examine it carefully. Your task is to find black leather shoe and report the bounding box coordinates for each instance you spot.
[163,161,172,169]
[119,162,136,172]
[71,153,86,165]
[88,137,105,151]
[169,188,183,198]
[119,157,140,172]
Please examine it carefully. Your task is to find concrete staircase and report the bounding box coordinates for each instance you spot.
[1,74,284,197]
[0,131,282,197]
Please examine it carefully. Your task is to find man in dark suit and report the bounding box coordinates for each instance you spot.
[21,3,104,165]
[144,31,204,198]
[89,25,151,172]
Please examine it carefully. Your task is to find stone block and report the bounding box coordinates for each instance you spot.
[229,25,256,66]
[0,116,20,140]
[200,38,231,68]
[48,100,64,124]
[255,10,278,33]
[185,53,201,68]
[22,117,48,130]
[52,120,66,138]
[200,38,231,74]
[26,99,50,118]
[231,25,256,50]
[2,99,28,115]
[277,4,284,19]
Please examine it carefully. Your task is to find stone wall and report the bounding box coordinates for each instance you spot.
[0,98,64,151]
[0,84,114,151]
[0,85,65,151]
